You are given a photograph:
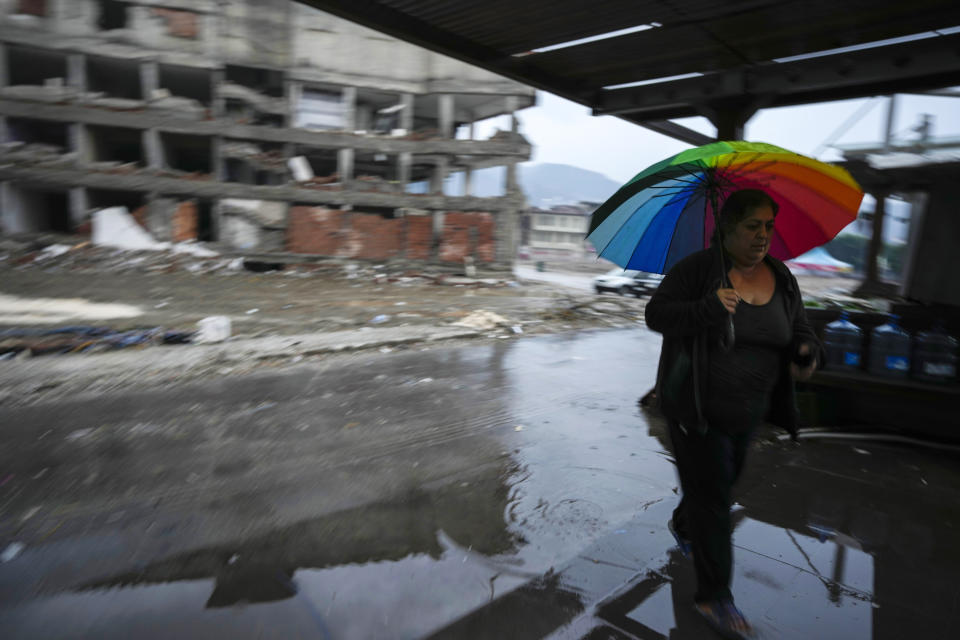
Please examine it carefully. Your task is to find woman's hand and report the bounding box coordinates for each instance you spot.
[716,288,739,314]
[790,343,818,381]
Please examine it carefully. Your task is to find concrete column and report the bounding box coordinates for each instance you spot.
[864,191,888,287]
[495,204,520,265]
[468,120,476,141]
[464,166,474,196]
[0,44,8,89]
[144,129,164,169]
[140,60,159,100]
[438,94,454,138]
[505,96,519,132]
[399,93,414,132]
[431,158,448,194]
[505,161,519,194]
[67,53,86,90]
[397,151,412,191]
[341,86,357,131]
[0,182,12,234]
[211,136,224,181]
[70,123,91,164]
[69,187,88,228]
[286,80,303,128]
[338,148,354,185]
[0,116,8,143]
[211,68,225,117]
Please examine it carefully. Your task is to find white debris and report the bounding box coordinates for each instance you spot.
[453,310,510,330]
[1,542,25,563]
[93,207,165,251]
[196,316,232,343]
[288,156,314,181]
[36,244,72,260]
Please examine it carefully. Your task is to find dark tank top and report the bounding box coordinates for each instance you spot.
[705,285,792,432]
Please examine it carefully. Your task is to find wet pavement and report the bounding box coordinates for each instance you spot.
[1,328,959,639]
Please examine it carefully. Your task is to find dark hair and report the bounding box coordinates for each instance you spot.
[712,189,779,245]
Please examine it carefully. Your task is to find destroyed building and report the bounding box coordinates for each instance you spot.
[0,0,534,266]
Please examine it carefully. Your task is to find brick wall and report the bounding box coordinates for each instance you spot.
[17,0,46,17]
[171,201,198,242]
[286,208,496,263]
[440,212,495,263]
[405,215,433,260]
[287,206,345,255]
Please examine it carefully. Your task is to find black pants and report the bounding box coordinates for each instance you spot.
[668,419,754,603]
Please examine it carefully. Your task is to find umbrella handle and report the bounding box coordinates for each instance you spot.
[711,189,736,352]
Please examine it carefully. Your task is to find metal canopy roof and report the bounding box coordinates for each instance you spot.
[300,1,960,144]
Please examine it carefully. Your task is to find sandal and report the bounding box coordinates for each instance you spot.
[694,599,755,639]
[668,518,692,557]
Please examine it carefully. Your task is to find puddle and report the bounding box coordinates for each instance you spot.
[2,330,959,638]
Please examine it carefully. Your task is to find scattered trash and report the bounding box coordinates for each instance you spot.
[453,310,510,330]
[35,244,71,261]
[0,325,191,357]
[1,542,25,563]
[291,355,304,363]
[66,428,94,441]
[853,447,871,455]
[228,554,240,565]
[154,302,169,309]
[245,308,260,315]
[195,316,231,343]
[514,425,525,432]
[511,325,523,334]
[394,301,407,306]
[370,314,391,324]
[379,347,393,353]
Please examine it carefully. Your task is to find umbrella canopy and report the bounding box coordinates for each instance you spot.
[586,141,864,274]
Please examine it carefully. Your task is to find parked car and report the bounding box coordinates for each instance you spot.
[626,271,664,298]
[593,268,641,294]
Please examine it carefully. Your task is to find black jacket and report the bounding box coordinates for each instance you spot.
[644,247,823,438]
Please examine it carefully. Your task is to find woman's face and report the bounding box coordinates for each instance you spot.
[723,204,776,266]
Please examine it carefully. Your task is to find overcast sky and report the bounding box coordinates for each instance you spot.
[479,90,960,184]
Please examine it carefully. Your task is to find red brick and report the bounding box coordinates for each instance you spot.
[151,8,199,39]
[404,215,433,260]
[17,0,46,17]
[171,201,198,242]
[440,211,495,263]
[286,206,345,254]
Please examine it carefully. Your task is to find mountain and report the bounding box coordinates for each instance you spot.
[465,163,621,207]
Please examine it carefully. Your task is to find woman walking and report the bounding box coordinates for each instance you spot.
[645,188,821,639]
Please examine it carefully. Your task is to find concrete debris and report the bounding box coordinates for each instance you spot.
[92,207,218,257]
[219,82,287,115]
[288,156,314,182]
[196,317,232,344]
[0,84,79,103]
[453,310,510,330]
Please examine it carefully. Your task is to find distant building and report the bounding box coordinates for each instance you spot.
[0,0,535,266]
[520,203,594,259]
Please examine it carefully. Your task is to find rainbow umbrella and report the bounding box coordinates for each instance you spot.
[586,141,864,274]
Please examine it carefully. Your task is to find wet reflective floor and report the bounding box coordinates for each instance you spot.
[1,329,959,639]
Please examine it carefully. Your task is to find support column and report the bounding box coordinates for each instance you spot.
[431,158,448,194]
[0,182,12,234]
[341,86,357,131]
[399,93,414,133]
[211,136,224,181]
[286,80,303,128]
[67,53,86,90]
[144,129,163,169]
[338,148,354,185]
[505,161,519,194]
[397,151,412,191]
[464,165,474,196]
[505,95,519,133]
[700,100,759,141]
[70,123,91,165]
[864,191,888,288]
[438,94,454,138]
[69,187,88,229]
[211,67,225,118]
[0,44,8,89]
[140,60,159,100]
[0,116,8,143]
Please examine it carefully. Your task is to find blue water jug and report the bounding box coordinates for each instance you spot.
[823,311,863,371]
[912,324,958,383]
[868,314,911,378]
